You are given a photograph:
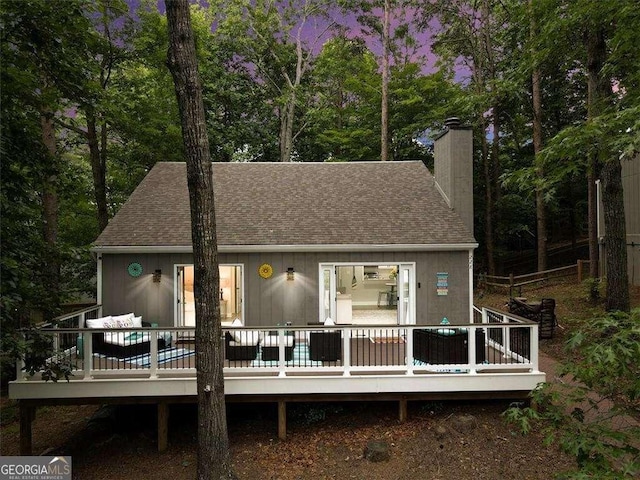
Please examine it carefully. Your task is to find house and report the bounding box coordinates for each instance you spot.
[10,121,545,453]
[598,154,640,286]
[92,125,476,329]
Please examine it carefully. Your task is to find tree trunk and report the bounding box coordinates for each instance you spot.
[86,107,109,232]
[530,0,547,272]
[40,108,60,322]
[380,0,390,161]
[585,27,629,312]
[481,116,496,275]
[279,98,296,162]
[165,1,234,479]
[600,159,629,311]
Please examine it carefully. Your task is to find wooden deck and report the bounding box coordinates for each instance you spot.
[10,306,545,454]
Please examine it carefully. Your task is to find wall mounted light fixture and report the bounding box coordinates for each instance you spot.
[153,269,162,283]
[287,267,295,281]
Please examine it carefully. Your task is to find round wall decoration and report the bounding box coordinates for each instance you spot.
[258,263,273,279]
[127,262,143,277]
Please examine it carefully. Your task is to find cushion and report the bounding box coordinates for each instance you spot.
[103,331,150,346]
[115,318,134,328]
[435,328,457,336]
[262,335,295,347]
[112,312,135,323]
[86,316,113,329]
[132,316,143,328]
[231,318,243,326]
[228,330,261,346]
[324,317,335,326]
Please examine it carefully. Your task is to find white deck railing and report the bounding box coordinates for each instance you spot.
[15,306,539,383]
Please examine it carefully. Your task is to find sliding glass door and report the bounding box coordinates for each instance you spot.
[318,263,415,325]
[176,264,244,327]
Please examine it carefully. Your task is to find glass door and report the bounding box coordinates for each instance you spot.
[397,265,415,324]
[319,266,336,322]
[319,263,415,325]
[176,264,243,326]
[176,265,196,328]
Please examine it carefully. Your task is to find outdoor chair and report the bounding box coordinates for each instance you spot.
[224,330,261,361]
[261,332,296,361]
[508,297,557,339]
[309,330,342,362]
[413,328,485,364]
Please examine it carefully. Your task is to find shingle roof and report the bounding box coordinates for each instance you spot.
[93,161,475,249]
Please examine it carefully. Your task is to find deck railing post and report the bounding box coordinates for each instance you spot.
[342,327,351,376]
[468,325,477,374]
[502,314,511,358]
[149,330,159,378]
[82,330,92,380]
[530,324,539,371]
[405,326,414,375]
[16,333,26,381]
[278,329,286,377]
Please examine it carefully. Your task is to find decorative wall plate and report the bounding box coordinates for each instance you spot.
[127,262,143,277]
[258,263,273,279]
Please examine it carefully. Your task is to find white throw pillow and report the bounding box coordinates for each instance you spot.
[115,318,134,328]
[112,313,135,323]
[86,316,112,329]
[231,318,243,326]
[132,316,143,328]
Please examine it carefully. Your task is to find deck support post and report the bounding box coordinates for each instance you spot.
[19,401,35,455]
[278,400,287,440]
[398,398,407,423]
[158,402,169,452]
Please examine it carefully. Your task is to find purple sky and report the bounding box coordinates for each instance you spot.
[130,1,468,82]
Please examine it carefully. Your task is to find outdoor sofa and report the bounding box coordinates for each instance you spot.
[85,313,169,358]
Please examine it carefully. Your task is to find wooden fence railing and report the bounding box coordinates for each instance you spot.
[479,260,591,296]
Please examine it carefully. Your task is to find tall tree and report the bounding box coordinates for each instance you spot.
[165,1,234,479]
[380,0,391,161]
[535,0,637,310]
[584,25,628,311]
[220,0,335,162]
[425,0,507,274]
[354,0,422,162]
[529,0,547,272]
[0,0,98,319]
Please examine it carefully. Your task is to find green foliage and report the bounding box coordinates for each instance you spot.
[21,327,75,383]
[505,309,640,478]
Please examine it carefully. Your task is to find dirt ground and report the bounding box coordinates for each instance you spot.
[1,398,575,480]
[3,282,638,479]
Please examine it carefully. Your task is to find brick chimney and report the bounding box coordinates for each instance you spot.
[433,117,474,236]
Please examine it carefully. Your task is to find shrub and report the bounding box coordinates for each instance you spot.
[504,308,640,478]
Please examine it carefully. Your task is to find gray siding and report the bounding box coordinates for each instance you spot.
[100,250,472,327]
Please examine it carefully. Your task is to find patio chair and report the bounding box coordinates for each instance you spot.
[413,328,485,364]
[508,297,557,339]
[309,331,342,362]
[224,330,261,361]
[261,333,295,361]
